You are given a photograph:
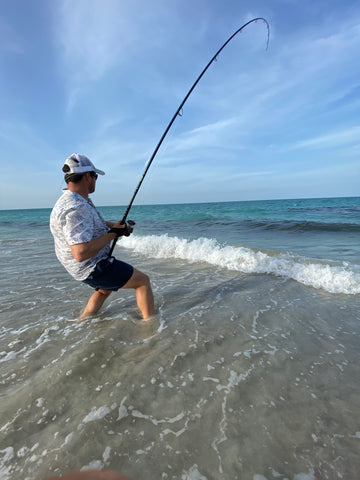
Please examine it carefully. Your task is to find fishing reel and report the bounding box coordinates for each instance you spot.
[125,220,135,235]
[109,220,135,238]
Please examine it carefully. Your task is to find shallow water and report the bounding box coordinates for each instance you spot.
[1,199,360,479]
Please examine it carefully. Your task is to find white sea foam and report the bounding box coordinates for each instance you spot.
[0,447,14,480]
[81,406,111,424]
[294,470,316,480]
[181,464,208,480]
[81,460,104,471]
[120,234,360,295]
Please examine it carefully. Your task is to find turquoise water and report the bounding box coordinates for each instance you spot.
[1,197,360,479]
[2,196,359,224]
[2,196,360,273]
[2,196,360,261]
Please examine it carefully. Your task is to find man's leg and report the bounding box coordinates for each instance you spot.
[122,268,154,320]
[79,288,112,321]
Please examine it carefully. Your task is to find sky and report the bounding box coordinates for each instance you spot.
[1,0,360,209]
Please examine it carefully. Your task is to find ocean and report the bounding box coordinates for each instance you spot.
[1,197,359,480]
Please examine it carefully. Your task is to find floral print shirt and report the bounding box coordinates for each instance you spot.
[50,190,109,281]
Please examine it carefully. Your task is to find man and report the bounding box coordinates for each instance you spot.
[50,153,154,321]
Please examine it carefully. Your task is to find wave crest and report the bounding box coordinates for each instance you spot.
[119,234,360,295]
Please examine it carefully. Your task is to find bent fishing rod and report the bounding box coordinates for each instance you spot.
[109,17,270,257]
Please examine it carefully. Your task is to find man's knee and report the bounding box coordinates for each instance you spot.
[141,272,151,287]
[97,288,112,296]
[123,269,151,290]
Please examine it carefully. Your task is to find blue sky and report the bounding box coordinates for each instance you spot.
[1,0,360,209]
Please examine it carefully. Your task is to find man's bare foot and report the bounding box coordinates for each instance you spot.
[137,316,160,338]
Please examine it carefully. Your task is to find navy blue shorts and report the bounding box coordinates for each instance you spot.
[82,257,134,291]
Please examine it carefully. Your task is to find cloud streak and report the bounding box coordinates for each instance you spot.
[289,126,360,151]
[54,0,145,111]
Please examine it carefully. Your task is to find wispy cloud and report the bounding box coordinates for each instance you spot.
[288,126,360,151]
[163,118,241,155]
[53,0,145,111]
[52,0,200,112]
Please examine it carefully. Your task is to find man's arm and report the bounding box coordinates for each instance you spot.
[70,221,128,262]
[70,232,116,262]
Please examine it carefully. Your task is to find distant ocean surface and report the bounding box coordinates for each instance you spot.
[1,197,360,480]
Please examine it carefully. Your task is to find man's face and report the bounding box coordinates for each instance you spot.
[88,172,98,193]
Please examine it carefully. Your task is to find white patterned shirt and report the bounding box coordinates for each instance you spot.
[50,190,109,281]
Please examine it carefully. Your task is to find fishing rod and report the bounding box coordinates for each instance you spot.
[109,17,270,257]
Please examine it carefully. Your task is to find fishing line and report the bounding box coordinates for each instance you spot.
[109,17,270,257]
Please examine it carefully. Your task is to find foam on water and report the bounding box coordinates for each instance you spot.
[119,234,360,295]
[181,464,208,479]
[253,470,316,480]
[81,406,112,425]
[0,447,14,480]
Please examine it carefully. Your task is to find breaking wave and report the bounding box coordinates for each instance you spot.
[119,234,360,295]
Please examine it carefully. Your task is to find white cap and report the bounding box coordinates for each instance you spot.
[62,153,105,176]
